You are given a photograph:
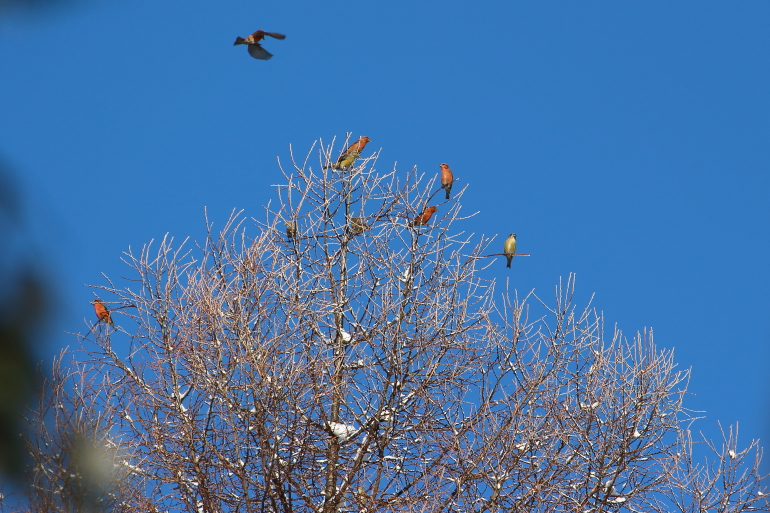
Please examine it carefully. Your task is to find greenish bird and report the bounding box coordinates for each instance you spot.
[325,136,371,170]
[286,221,298,241]
[349,216,368,235]
[503,233,517,268]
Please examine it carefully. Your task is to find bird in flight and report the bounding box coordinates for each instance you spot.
[234,30,286,60]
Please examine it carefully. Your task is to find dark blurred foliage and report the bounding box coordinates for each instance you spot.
[0,159,47,484]
[0,0,69,487]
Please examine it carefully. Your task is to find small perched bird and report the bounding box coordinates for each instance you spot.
[413,206,438,226]
[325,136,371,170]
[92,299,115,328]
[349,216,368,235]
[285,221,298,241]
[234,30,286,60]
[439,163,454,200]
[503,233,517,268]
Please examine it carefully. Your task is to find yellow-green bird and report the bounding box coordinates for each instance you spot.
[349,216,368,235]
[286,221,298,241]
[503,233,517,268]
[325,136,371,170]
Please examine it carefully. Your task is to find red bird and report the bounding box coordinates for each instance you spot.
[234,30,286,60]
[439,163,454,200]
[413,206,438,226]
[92,299,115,328]
[325,136,372,170]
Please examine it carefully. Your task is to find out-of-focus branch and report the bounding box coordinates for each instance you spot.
[0,160,47,486]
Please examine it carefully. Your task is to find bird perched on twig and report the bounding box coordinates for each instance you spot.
[234,30,286,60]
[439,163,454,200]
[325,136,371,170]
[349,216,368,235]
[503,234,517,268]
[91,299,115,328]
[286,221,298,241]
[413,206,438,226]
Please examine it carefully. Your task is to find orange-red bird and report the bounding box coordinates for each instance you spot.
[92,299,115,328]
[413,206,438,226]
[325,136,372,170]
[234,30,286,60]
[439,163,454,200]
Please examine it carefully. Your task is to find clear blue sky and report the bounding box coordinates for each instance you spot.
[2,1,768,465]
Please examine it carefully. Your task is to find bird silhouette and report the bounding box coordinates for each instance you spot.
[234,30,286,60]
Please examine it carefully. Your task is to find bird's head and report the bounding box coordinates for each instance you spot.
[91,298,102,305]
[439,163,449,170]
[509,233,517,238]
[427,206,438,214]
[360,136,371,144]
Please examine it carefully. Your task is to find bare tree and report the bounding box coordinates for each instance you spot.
[9,137,765,512]
[3,353,145,512]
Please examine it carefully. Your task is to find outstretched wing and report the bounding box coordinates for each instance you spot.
[264,32,286,39]
[248,43,274,60]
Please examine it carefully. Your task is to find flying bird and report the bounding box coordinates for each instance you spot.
[503,233,517,268]
[325,136,371,170]
[234,30,286,60]
[439,163,454,200]
[92,299,115,328]
[413,206,438,226]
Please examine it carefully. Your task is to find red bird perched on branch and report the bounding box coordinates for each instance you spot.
[91,298,115,328]
[413,206,438,226]
[439,163,454,200]
[325,136,372,170]
[234,30,286,60]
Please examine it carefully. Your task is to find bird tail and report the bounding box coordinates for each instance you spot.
[445,189,450,200]
[506,256,512,268]
[234,36,246,45]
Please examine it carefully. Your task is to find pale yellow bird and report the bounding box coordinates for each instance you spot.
[503,233,517,268]
[286,221,298,241]
[349,216,368,235]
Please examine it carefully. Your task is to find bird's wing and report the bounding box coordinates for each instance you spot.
[248,43,274,60]
[264,32,286,39]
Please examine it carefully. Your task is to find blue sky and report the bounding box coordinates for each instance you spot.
[1,1,768,466]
